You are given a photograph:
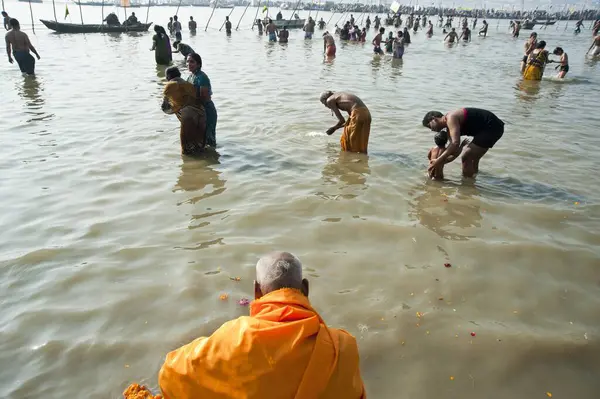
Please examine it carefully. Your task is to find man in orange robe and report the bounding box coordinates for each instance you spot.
[158,252,366,399]
[320,91,372,154]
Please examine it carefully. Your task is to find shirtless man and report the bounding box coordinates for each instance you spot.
[426,21,433,36]
[323,31,336,57]
[593,19,600,36]
[459,26,471,42]
[372,27,385,54]
[266,19,278,42]
[444,27,458,43]
[587,35,600,57]
[172,40,194,59]
[189,16,197,34]
[279,26,289,43]
[320,91,371,153]
[512,20,521,38]
[5,19,40,75]
[225,16,232,35]
[521,32,537,73]
[422,108,504,178]
[479,20,488,37]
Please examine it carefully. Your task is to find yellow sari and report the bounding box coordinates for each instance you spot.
[523,50,549,81]
[163,78,206,155]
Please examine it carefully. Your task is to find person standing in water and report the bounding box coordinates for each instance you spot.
[256,19,263,34]
[304,17,315,39]
[459,26,471,42]
[320,91,372,154]
[372,27,385,54]
[349,14,355,26]
[523,41,549,81]
[279,26,289,43]
[323,31,336,57]
[188,16,197,34]
[512,20,521,38]
[266,19,278,42]
[444,27,458,43]
[521,32,538,74]
[549,47,569,79]
[393,31,405,59]
[574,18,584,34]
[162,66,206,156]
[402,27,411,44]
[587,35,600,57]
[385,31,394,53]
[426,20,433,36]
[173,15,182,41]
[151,25,172,65]
[187,53,217,148]
[423,108,504,178]
[366,16,371,29]
[225,16,232,35]
[318,18,325,29]
[479,20,488,37]
[5,18,40,75]
[2,11,11,30]
[167,17,174,34]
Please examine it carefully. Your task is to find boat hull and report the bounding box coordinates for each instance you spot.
[40,19,152,33]
[273,19,305,29]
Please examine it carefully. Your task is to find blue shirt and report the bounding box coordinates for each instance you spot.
[188,69,213,97]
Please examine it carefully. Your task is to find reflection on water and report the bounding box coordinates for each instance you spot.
[408,180,482,241]
[17,76,53,122]
[516,78,542,101]
[174,150,226,205]
[321,146,371,187]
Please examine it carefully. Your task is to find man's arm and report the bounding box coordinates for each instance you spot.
[26,36,40,59]
[325,97,346,135]
[5,35,12,63]
[428,116,461,175]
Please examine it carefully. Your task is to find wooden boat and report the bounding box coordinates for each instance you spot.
[273,18,305,29]
[40,19,152,33]
[74,1,106,5]
[19,0,43,3]
[521,19,557,30]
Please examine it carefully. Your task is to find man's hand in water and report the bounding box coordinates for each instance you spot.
[35,54,40,60]
[427,159,439,176]
[326,126,338,135]
[8,56,13,64]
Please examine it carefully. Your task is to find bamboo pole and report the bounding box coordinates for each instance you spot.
[28,0,35,33]
[236,1,251,30]
[145,0,152,23]
[251,0,261,29]
[123,3,128,27]
[1,0,4,15]
[205,0,218,31]
[288,0,301,20]
[175,0,183,17]
[314,0,320,22]
[102,0,105,23]
[77,0,84,24]
[51,0,57,21]
[219,6,234,31]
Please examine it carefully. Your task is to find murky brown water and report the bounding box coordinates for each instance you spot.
[1,2,600,398]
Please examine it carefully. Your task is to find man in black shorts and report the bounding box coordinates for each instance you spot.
[422,108,504,178]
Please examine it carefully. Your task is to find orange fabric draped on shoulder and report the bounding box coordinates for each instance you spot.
[158,288,366,399]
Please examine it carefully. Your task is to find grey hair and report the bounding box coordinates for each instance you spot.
[256,252,303,293]
[320,91,334,103]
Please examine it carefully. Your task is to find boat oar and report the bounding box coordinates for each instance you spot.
[236,1,251,30]
[205,0,218,31]
[27,0,35,33]
[218,6,234,31]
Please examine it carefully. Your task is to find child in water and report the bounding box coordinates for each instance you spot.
[385,31,394,53]
[428,130,448,180]
[550,47,569,78]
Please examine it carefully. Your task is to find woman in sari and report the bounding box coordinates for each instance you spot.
[162,66,206,155]
[523,40,549,81]
[151,25,172,66]
[187,53,218,148]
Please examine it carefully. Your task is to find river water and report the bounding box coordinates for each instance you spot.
[1,2,600,398]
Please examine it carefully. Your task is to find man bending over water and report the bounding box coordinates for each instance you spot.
[320,91,371,153]
[422,108,504,178]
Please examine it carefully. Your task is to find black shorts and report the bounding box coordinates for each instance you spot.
[471,121,504,149]
[560,65,569,73]
[522,55,528,63]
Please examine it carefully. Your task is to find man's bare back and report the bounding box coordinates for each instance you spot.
[326,92,366,115]
[6,29,31,52]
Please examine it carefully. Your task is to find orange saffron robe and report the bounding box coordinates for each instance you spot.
[341,107,371,154]
[158,288,366,399]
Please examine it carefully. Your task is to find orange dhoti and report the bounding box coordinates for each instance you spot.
[340,107,371,153]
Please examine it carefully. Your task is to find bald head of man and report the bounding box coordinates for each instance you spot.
[255,252,309,299]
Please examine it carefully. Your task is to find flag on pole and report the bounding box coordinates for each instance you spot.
[262,5,268,13]
[390,1,400,13]
[65,4,70,19]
